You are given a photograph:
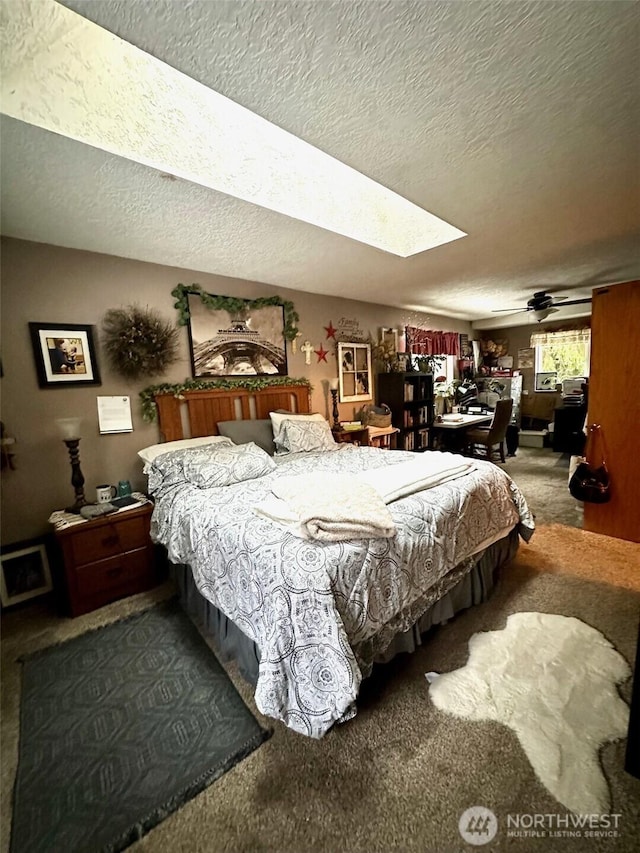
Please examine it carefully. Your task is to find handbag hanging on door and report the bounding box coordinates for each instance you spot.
[568,423,611,504]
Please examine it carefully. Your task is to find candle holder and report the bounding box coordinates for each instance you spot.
[56,418,88,513]
[63,438,89,513]
[330,389,341,430]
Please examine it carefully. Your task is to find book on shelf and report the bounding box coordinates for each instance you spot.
[404,384,414,402]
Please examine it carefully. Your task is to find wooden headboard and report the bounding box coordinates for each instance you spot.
[154,384,311,442]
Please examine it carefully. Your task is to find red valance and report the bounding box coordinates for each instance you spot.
[406,327,460,356]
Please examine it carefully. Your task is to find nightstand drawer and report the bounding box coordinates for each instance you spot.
[74,548,153,599]
[69,515,150,566]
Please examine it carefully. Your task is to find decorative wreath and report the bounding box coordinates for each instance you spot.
[102,305,179,381]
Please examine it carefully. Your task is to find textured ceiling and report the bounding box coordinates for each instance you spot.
[1,0,639,327]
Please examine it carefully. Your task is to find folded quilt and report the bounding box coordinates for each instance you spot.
[254,472,396,541]
[357,451,474,503]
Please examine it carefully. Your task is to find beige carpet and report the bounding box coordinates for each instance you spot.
[2,524,639,853]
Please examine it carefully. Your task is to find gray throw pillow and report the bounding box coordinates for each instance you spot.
[217,419,277,456]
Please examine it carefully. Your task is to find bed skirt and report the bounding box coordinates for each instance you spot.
[171,527,519,685]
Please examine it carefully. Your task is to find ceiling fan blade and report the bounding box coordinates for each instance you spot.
[557,298,592,306]
[491,307,529,313]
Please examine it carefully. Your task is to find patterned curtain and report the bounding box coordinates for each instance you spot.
[406,327,460,356]
[530,328,591,347]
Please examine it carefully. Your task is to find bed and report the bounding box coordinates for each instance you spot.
[145,384,534,738]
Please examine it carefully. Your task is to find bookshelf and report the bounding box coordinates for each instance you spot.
[377,372,434,452]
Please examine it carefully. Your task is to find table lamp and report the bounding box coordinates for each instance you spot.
[56,418,88,513]
[329,378,341,429]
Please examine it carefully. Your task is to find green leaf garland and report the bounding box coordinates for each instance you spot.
[140,376,312,422]
[172,284,300,342]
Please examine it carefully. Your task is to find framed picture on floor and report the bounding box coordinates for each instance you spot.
[0,542,53,607]
[29,323,101,388]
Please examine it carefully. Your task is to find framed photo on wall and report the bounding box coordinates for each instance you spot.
[338,341,372,403]
[186,293,288,377]
[29,323,101,388]
[0,542,53,607]
[379,327,399,352]
[535,371,558,392]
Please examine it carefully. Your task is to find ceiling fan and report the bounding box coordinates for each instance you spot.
[493,290,592,322]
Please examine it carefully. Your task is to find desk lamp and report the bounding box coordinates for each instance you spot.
[56,418,88,513]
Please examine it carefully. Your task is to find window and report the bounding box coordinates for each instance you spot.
[530,329,590,387]
[338,342,372,403]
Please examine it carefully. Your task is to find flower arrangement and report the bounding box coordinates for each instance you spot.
[102,305,179,381]
[434,380,460,399]
[369,336,402,372]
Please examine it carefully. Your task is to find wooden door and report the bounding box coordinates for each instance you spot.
[584,281,640,542]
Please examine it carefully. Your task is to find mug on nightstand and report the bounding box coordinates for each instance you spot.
[96,484,117,503]
[117,480,132,497]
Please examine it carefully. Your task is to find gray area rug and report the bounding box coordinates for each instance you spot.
[10,599,270,853]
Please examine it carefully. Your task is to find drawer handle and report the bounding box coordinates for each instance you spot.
[101,535,119,548]
[106,567,123,578]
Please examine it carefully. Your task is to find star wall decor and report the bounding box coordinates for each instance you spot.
[314,345,329,363]
[324,321,337,340]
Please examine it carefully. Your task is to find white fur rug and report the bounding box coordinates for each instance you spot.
[428,612,630,814]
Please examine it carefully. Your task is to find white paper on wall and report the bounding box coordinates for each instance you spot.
[97,396,133,433]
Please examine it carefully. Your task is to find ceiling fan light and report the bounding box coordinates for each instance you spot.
[532,306,560,322]
[533,308,552,322]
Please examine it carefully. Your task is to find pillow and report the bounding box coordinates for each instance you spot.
[182,442,276,488]
[217,419,276,456]
[138,435,233,471]
[280,419,337,454]
[269,412,328,454]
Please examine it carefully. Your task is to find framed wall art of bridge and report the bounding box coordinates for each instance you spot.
[186,292,288,378]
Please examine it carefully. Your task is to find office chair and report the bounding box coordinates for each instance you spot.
[464,398,514,463]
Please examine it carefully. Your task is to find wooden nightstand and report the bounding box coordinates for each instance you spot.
[367,426,400,449]
[55,503,157,616]
[332,427,370,446]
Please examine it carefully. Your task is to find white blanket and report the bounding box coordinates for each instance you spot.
[357,452,474,503]
[254,472,396,541]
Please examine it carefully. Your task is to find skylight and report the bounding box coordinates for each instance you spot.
[0,0,467,257]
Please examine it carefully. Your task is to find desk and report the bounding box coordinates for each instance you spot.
[429,413,492,451]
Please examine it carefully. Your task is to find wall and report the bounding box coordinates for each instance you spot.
[481,317,591,422]
[0,237,471,544]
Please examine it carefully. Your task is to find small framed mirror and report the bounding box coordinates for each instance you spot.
[338,342,372,403]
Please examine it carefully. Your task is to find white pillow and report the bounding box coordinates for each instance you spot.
[138,435,233,471]
[182,442,276,488]
[280,419,337,453]
[269,412,327,453]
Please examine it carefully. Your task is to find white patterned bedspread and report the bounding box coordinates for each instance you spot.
[149,445,534,738]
